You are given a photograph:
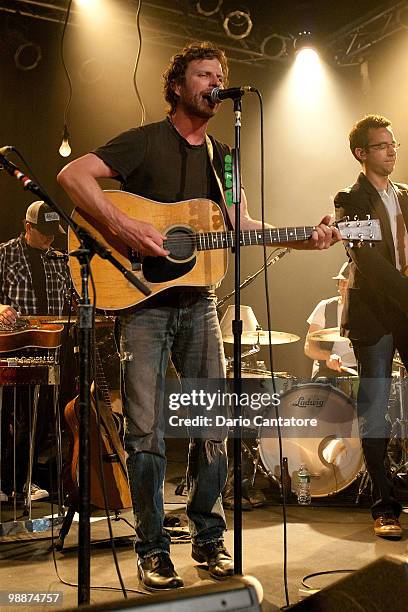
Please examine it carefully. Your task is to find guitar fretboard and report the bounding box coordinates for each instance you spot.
[192,226,315,251]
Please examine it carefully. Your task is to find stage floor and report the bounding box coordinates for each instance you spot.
[1,469,408,611]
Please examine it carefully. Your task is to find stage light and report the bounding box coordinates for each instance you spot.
[14,42,42,71]
[294,47,321,74]
[75,0,95,6]
[59,125,72,158]
[223,6,253,40]
[293,30,319,55]
[196,0,223,17]
[261,33,287,60]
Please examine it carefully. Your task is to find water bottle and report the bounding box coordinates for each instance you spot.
[297,464,311,505]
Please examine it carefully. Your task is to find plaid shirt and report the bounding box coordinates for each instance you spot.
[0,234,72,316]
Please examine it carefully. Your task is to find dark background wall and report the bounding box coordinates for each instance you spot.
[1,2,408,377]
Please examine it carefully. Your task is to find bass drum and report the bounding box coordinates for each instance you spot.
[259,382,364,497]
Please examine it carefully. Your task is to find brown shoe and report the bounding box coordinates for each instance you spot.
[373,515,403,539]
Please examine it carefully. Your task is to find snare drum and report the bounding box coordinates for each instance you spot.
[259,382,364,497]
[332,375,359,400]
[227,366,295,394]
[226,367,296,428]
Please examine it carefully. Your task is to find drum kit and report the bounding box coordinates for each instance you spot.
[220,307,408,500]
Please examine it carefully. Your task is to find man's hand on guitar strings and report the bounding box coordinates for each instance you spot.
[117,217,170,257]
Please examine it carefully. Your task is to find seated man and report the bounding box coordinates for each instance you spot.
[0,201,72,501]
[304,262,357,380]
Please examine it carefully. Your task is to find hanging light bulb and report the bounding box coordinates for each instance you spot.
[59,124,71,158]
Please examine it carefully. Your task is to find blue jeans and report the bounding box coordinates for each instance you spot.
[118,291,228,558]
[353,333,408,518]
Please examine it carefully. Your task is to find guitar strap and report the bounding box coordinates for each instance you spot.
[205,135,234,231]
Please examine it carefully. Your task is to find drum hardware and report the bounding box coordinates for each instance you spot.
[229,370,298,497]
[389,364,408,479]
[356,365,408,503]
[225,346,261,370]
[242,439,281,491]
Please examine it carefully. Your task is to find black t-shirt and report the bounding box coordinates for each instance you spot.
[93,117,229,209]
[93,118,231,306]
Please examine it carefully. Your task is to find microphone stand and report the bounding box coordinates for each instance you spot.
[230,95,244,576]
[0,152,150,605]
[217,248,290,309]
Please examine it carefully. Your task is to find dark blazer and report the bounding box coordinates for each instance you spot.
[334,172,408,344]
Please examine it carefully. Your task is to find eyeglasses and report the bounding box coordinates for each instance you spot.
[365,141,400,151]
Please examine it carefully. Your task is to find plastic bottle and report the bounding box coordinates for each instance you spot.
[297,464,311,505]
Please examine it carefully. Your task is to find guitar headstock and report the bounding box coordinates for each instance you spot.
[336,216,382,247]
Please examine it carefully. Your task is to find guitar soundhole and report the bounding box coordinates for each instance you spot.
[165,226,196,262]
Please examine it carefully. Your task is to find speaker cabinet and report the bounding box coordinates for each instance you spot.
[61,578,263,612]
[288,556,408,611]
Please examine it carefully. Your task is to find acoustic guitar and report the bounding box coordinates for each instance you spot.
[64,347,132,511]
[68,191,382,311]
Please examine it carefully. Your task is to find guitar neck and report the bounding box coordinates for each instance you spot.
[183,226,316,251]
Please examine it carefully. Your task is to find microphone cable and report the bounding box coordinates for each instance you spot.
[250,86,291,608]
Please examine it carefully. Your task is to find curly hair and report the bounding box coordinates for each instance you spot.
[349,114,391,161]
[163,41,229,115]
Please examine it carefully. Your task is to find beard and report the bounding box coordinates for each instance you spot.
[180,91,217,119]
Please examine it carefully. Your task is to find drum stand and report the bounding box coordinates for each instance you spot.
[389,365,408,479]
[356,364,408,504]
[355,470,370,505]
[244,437,281,490]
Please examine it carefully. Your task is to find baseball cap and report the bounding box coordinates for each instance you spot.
[332,262,350,280]
[25,201,65,235]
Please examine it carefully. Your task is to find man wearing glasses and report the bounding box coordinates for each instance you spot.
[335,114,408,539]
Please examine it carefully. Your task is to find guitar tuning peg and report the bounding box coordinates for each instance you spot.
[347,242,354,248]
[353,215,358,221]
[366,214,371,220]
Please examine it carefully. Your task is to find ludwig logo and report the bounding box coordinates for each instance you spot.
[292,396,324,408]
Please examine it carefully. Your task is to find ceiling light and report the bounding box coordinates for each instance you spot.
[294,30,317,53]
[223,9,253,40]
[14,42,42,71]
[59,125,71,158]
[261,34,287,60]
[196,0,223,16]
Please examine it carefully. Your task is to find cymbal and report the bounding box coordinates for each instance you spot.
[223,330,300,345]
[308,327,350,343]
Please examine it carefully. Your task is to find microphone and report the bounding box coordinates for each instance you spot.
[210,85,253,103]
[0,145,13,155]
